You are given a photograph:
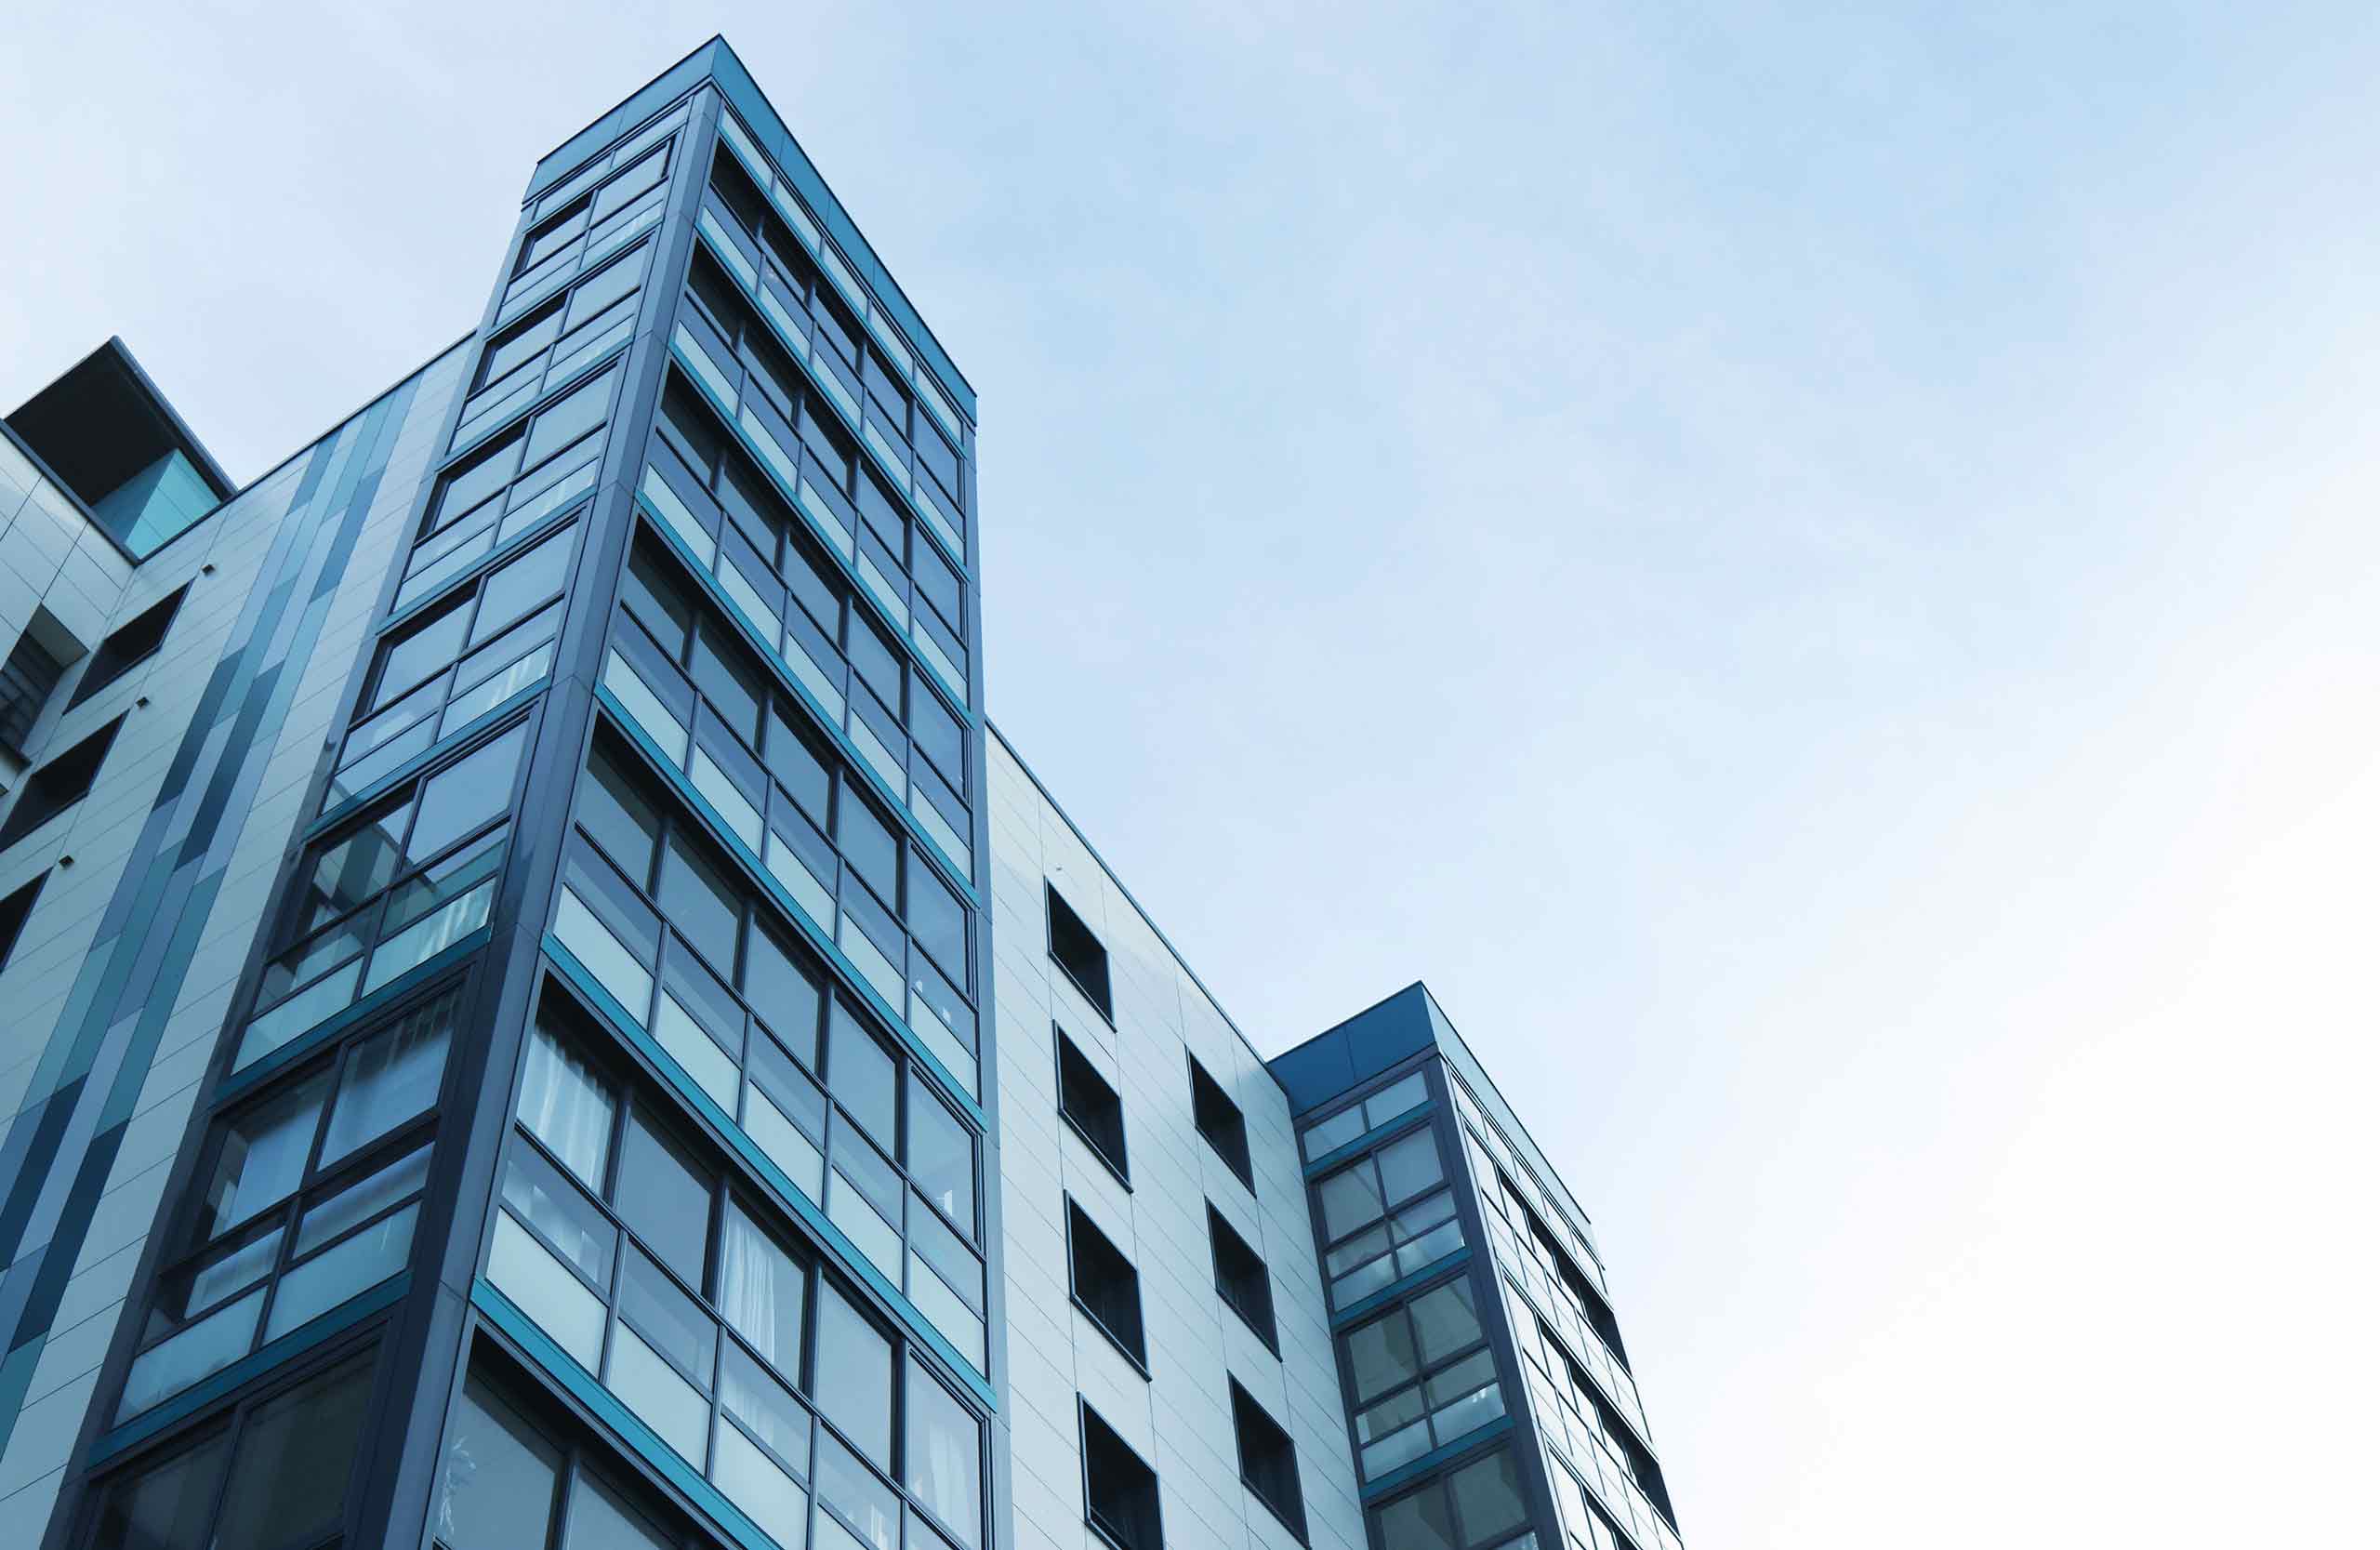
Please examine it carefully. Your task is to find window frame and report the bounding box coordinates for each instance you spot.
[67,585,188,710]
[0,714,124,846]
[1054,1026,1129,1186]
[1063,1198,1147,1373]
[1043,885,1112,1025]
[1188,1053,1253,1192]
[1228,1378,1308,1543]
[1208,1205,1277,1354]
[1078,1400,1162,1550]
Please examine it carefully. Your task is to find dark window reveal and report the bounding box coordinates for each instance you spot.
[1210,1207,1277,1352]
[1046,885,1112,1022]
[1081,1405,1161,1550]
[1189,1055,1253,1191]
[1230,1380,1307,1543]
[1056,1028,1129,1182]
[69,587,187,709]
[1066,1199,1145,1369]
[0,716,122,846]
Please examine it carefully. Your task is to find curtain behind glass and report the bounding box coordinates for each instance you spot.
[518,1026,615,1186]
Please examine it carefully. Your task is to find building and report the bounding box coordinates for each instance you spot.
[0,37,1685,1550]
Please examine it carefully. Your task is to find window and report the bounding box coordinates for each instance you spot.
[1518,1307,1674,1531]
[1189,1055,1252,1191]
[1080,1405,1160,1550]
[0,871,43,974]
[1209,1206,1276,1352]
[1044,886,1111,1022]
[0,715,121,846]
[548,739,990,1366]
[1371,1448,1532,1550]
[1055,1027,1127,1182]
[238,723,523,1071]
[1317,1134,1462,1310]
[332,527,575,808]
[0,625,69,752]
[68,586,186,709]
[1301,1070,1430,1161]
[456,240,653,453]
[1230,1380,1307,1542]
[91,1349,377,1550]
[1065,1199,1144,1369]
[489,1000,986,1550]
[434,1371,694,1550]
[1342,1278,1506,1480]
[118,991,453,1421]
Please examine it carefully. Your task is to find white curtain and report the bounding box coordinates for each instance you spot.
[908,1364,981,1548]
[518,1026,615,1186]
[718,1206,796,1369]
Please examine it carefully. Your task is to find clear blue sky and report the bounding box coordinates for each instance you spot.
[6,4,2372,1543]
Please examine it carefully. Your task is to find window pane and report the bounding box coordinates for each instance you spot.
[906,857,964,977]
[297,802,411,931]
[691,630,764,744]
[1376,1129,1444,1207]
[828,1006,896,1146]
[90,1430,231,1550]
[815,1430,897,1550]
[744,922,821,1062]
[813,1281,892,1466]
[265,1200,417,1341]
[436,1382,561,1550]
[715,1414,809,1550]
[906,1075,972,1230]
[374,600,471,709]
[319,996,453,1164]
[474,528,576,643]
[210,1352,376,1550]
[1376,1483,1459,1550]
[659,831,742,975]
[1318,1161,1386,1242]
[1448,1451,1527,1547]
[906,1359,981,1547]
[408,724,526,861]
[1346,1308,1421,1401]
[523,370,614,470]
[615,1109,713,1290]
[518,1024,615,1187]
[623,542,694,659]
[581,741,662,882]
[201,1073,330,1239]
[563,1472,672,1550]
[835,794,898,902]
[1409,1279,1483,1365]
[720,1200,806,1374]
[297,1143,430,1255]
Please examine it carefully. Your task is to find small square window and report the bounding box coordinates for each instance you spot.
[1230,1380,1307,1543]
[1046,884,1112,1022]
[0,624,71,752]
[1081,1404,1161,1550]
[0,716,122,847]
[68,587,186,709]
[1209,1206,1277,1353]
[1189,1055,1253,1192]
[1066,1199,1145,1370]
[1056,1028,1129,1182]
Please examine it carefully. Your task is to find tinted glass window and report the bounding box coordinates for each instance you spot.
[437,1382,562,1550]
[616,1110,712,1288]
[407,725,524,861]
[813,1281,892,1465]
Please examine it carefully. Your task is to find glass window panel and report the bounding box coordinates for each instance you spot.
[722,1339,813,1474]
[616,1110,713,1290]
[564,1471,673,1550]
[437,1382,561,1550]
[296,801,412,933]
[607,1320,710,1465]
[1368,1073,1429,1126]
[319,998,453,1164]
[118,1290,263,1421]
[1449,1451,1528,1546]
[210,1353,375,1550]
[373,600,472,711]
[1410,1279,1484,1365]
[567,248,646,331]
[473,527,576,643]
[659,830,743,976]
[489,1212,606,1369]
[1376,1482,1459,1550]
[906,856,965,978]
[745,922,822,1060]
[523,370,615,470]
[766,708,833,822]
[1319,1161,1387,1243]
[906,1074,972,1230]
[623,541,695,659]
[814,1431,897,1550]
[1302,1107,1365,1162]
[500,1145,615,1288]
[715,1416,810,1550]
[719,1200,807,1374]
[691,629,766,744]
[1377,1129,1445,1207]
[297,1143,431,1255]
[581,740,662,883]
[828,1006,896,1146]
[835,793,899,906]
[906,1360,981,1546]
[1346,1308,1421,1402]
[432,435,525,534]
[408,725,526,861]
[813,1281,892,1466]
[517,1024,615,1187]
[91,1431,231,1550]
[264,1199,417,1340]
[200,1073,330,1239]
[844,616,900,708]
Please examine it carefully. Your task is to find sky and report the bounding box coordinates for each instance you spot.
[5,3,2375,1544]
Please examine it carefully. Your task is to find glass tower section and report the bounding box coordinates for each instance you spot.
[38,41,996,1550]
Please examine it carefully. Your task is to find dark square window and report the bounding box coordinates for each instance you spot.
[1230,1380,1307,1543]
[1056,1028,1129,1183]
[0,716,121,847]
[68,587,185,709]
[1046,884,1112,1023]
[1189,1055,1253,1192]
[1209,1206,1277,1352]
[1081,1404,1161,1550]
[1066,1199,1145,1370]
[0,871,44,974]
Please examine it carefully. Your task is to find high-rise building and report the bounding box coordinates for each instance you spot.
[0,38,1684,1550]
